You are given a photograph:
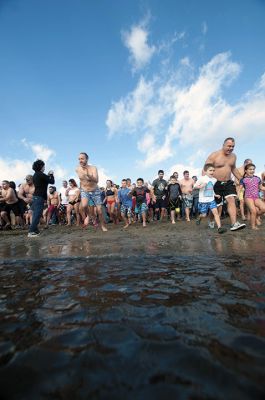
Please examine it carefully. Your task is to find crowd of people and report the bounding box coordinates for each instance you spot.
[0,138,265,237]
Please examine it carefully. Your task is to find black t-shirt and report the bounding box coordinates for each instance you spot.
[167,183,182,200]
[131,187,150,205]
[152,178,167,199]
[33,171,55,200]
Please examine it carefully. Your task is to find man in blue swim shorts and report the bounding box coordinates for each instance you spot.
[76,152,107,231]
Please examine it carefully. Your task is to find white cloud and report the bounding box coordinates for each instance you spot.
[106,76,157,136]
[0,158,32,184]
[0,140,69,185]
[122,23,156,71]
[106,51,265,169]
[21,139,55,162]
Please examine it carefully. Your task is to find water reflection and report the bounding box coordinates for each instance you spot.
[1,234,264,261]
[0,254,264,399]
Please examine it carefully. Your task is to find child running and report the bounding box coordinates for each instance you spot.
[240,163,265,230]
[118,179,133,228]
[194,163,227,234]
[167,175,182,224]
[129,178,154,227]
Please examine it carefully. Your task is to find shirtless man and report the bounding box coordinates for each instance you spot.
[235,159,252,220]
[46,186,60,226]
[76,152,107,231]
[0,180,21,228]
[204,137,246,231]
[18,175,35,225]
[180,171,194,222]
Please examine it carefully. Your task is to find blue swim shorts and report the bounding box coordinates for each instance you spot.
[120,205,132,216]
[198,200,217,215]
[137,202,148,215]
[81,188,102,206]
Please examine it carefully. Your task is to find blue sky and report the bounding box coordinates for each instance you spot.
[1,0,265,185]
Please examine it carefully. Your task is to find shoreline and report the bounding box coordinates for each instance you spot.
[0,218,264,261]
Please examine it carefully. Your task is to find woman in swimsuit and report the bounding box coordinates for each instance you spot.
[104,180,118,223]
[66,179,81,226]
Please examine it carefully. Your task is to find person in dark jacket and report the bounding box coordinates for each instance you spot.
[28,159,55,237]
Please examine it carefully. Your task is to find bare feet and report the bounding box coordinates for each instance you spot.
[82,216,89,227]
[171,220,176,224]
[124,224,129,229]
[101,225,108,232]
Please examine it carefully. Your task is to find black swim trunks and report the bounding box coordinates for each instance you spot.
[3,202,21,216]
[214,180,237,205]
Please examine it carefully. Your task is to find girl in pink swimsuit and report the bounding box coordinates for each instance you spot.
[240,163,265,230]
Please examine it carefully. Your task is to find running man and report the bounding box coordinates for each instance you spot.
[76,152,107,231]
[180,170,194,222]
[204,137,246,231]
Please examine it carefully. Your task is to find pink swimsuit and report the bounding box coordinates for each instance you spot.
[240,176,261,200]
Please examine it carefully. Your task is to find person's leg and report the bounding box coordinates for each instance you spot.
[121,212,128,227]
[254,198,265,214]
[170,209,176,224]
[142,208,147,227]
[226,196,237,225]
[154,207,160,221]
[160,207,166,221]
[239,199,246,220]
[196,203,206,225]
[245,198,257,229]
[96,205,107,231]
[81,197,89,226]
[1,211,10,226]
[46,205,54,226]
[29,196,44,233]
[211,208,222,229]
[74,203,80,226]
[66,204,73,225]
[185,207,191,221]
[110,202,117,223]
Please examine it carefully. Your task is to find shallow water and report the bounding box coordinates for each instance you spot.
[0,253,265,399]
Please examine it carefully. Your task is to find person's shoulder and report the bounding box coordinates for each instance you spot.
[206,149,219,160]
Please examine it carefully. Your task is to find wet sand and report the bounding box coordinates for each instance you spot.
[0,219,265,399]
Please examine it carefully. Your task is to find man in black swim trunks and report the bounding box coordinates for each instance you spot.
[204,137,246,231]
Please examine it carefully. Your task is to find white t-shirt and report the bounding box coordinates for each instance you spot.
[196,176,217,203]
[59,186,69,205]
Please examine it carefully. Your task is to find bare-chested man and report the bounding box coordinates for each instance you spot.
[76,152,107,231]
[0,180,21,228]
[46,186,60,226]
[180,171,194,222]
[18,175,35,225]
[204,137,246,231]
[235,158,252,220]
